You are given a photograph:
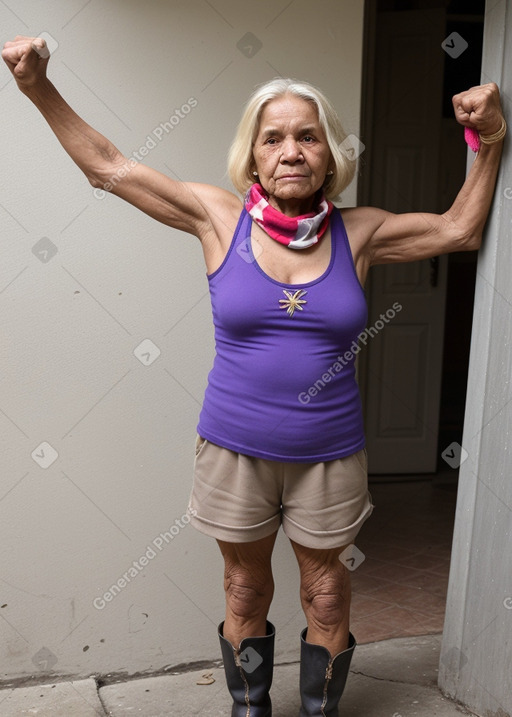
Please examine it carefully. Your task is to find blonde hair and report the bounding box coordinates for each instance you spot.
[227,78,356,201]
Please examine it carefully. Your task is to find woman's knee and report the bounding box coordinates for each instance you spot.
[296,550,351,625]
[306,589,349,627]
[224,564,274,618]
[218,534,277,618]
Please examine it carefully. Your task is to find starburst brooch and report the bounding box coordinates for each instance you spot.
[279,289,307,317]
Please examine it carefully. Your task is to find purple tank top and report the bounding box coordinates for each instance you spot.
[197,207,367,462]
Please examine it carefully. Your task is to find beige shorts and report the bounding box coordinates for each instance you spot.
[188,435,374,550]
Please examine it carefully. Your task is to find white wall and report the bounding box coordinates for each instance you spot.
[0,0,364,683]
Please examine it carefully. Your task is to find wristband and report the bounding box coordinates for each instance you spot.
[464,127,480,153]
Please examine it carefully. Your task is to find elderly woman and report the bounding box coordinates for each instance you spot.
[3,35,505,716]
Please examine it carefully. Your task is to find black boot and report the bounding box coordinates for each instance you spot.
[298,629,356,716]
[218,621,275,716]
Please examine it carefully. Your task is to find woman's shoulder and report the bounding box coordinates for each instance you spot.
[339,205,387,226]
[338,206,389,287]
[339,205,389,244]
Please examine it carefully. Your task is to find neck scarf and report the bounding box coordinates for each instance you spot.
[244,183,333,250]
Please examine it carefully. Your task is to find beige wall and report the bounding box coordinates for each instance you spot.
[0,0,364,682]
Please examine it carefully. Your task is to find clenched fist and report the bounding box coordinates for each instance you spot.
[452,83,504,137]
[2,35,50,91]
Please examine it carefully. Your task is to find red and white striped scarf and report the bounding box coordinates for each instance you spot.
[244,183,333,249]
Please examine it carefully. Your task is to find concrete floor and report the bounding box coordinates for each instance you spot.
[0,633,478,716]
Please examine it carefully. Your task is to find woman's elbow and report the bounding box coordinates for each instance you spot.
[460,230,482,252]
[87,173,104,189]
[468,234,482,252]
[86,153,129,192]
[442,216,482,253]
[86,165,119,194]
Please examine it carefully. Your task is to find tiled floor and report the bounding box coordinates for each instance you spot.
[350,472,458,644]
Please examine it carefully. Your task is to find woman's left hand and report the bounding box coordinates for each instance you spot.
[346,84,505,273]
[452,82,504,136]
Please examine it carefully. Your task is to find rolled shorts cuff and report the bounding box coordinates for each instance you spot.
[187,501,281,543]
[282,496,374,550]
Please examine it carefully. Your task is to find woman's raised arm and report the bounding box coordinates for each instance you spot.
[1,36,239,240]
[346,83,505,277]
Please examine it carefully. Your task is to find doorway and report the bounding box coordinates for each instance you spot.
[359,0,484,476]
[348,0,487,651]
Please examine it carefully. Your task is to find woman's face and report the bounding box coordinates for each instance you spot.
[252,94,332,214]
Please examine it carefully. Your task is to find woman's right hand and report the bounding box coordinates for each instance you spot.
[2,35,50,91]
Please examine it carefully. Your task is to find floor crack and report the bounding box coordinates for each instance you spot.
[350,669,436,687]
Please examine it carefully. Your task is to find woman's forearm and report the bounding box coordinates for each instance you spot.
[446,83,506,248]
[22,78,122,185]
[443,139,504,248]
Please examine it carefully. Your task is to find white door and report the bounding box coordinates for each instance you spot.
[362,9,448,474]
